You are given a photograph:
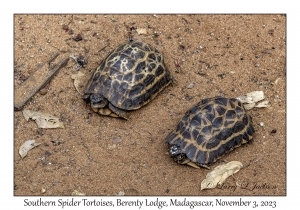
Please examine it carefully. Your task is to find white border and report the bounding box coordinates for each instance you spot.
[3,0,296,209]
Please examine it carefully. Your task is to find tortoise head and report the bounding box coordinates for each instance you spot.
[169,145,186,162]
[90,93,108,109]
[169,145,201,169]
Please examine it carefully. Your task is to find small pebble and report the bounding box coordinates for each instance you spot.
[112,136,122,144]
[62,24,68,30]
[219,73,226,79]
[108,144,116,150]
[39,88,48,95]
[72,190,86,196]
[259,122,264,127]
[68,29,74,35]
[117,191,125,196]
[187,82,195,89]
[268,29,274,35]
[73,34,83,41]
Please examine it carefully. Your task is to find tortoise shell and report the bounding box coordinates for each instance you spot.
[83,41,171,119]
[165,97,255,168]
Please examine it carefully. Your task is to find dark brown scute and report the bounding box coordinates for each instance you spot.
[129,84,144,97]
[191,129,199,140]
[232,121,245,133]
[196,135,206,145]
[216,128,233,140]
[132,95,145,107]
[119,82,129,94]
[201,98,210,105]
[165,132,177,143]
[225,110,236,119]
[144,74,156,86]
[242,131,250,141]
[182,131,191,140]
[176,121,184,132]
[191,114,201,125]
[242,115,248,125]
[123,71,133,82]
[184,144,197,159]
[136,61,146,73]
[205,113,215,123]
[212,117,223,128]
[206,137,220,149]
[148,53,156,60]
[235,106,244,116]
[203,104,214,113]
[196,150,207,164]
[112,80,120,90]
[215,97,228,106]
[155,65,165,77]
[122,99,133,110]
[224,119,235,127]
[247,124,255,136]
[202,125,212,134]
[156,54,162,62]
[215,105,226,115]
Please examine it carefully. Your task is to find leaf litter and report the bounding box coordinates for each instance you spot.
[71,71,86,95]
[201,161,243,190]
[136,28,147,35]
[71,190,86,196]
[19,140,41,159]
[23,110,64,128]
[236,91,269,110]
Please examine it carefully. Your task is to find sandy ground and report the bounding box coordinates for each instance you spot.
[14,14,286,196]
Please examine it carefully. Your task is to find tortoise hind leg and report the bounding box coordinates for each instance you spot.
[187,161,201,169]
[108,103,129,120]
[98,108,118,118]
[181,158,201,169]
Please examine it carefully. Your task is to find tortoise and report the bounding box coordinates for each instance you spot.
[83,41,171,119]
[165,97,255,169]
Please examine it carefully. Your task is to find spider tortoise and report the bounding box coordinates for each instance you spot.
[165,97,255,169]
[83,41,171,119]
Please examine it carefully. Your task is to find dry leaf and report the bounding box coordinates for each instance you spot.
[255,100,269,108]
[273,78,281,85]
[71,71,86,94]
[136,28,147,35]
[23,110,64,128]
[236,91,269,110]
[236,91,264,103]
[71,190,86,196]
[201,161,243,190]
[117,191,125,196]
[243,103,256,110]
[19,140,41,158]
[243,101,269,110]
[187,82,195,89]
